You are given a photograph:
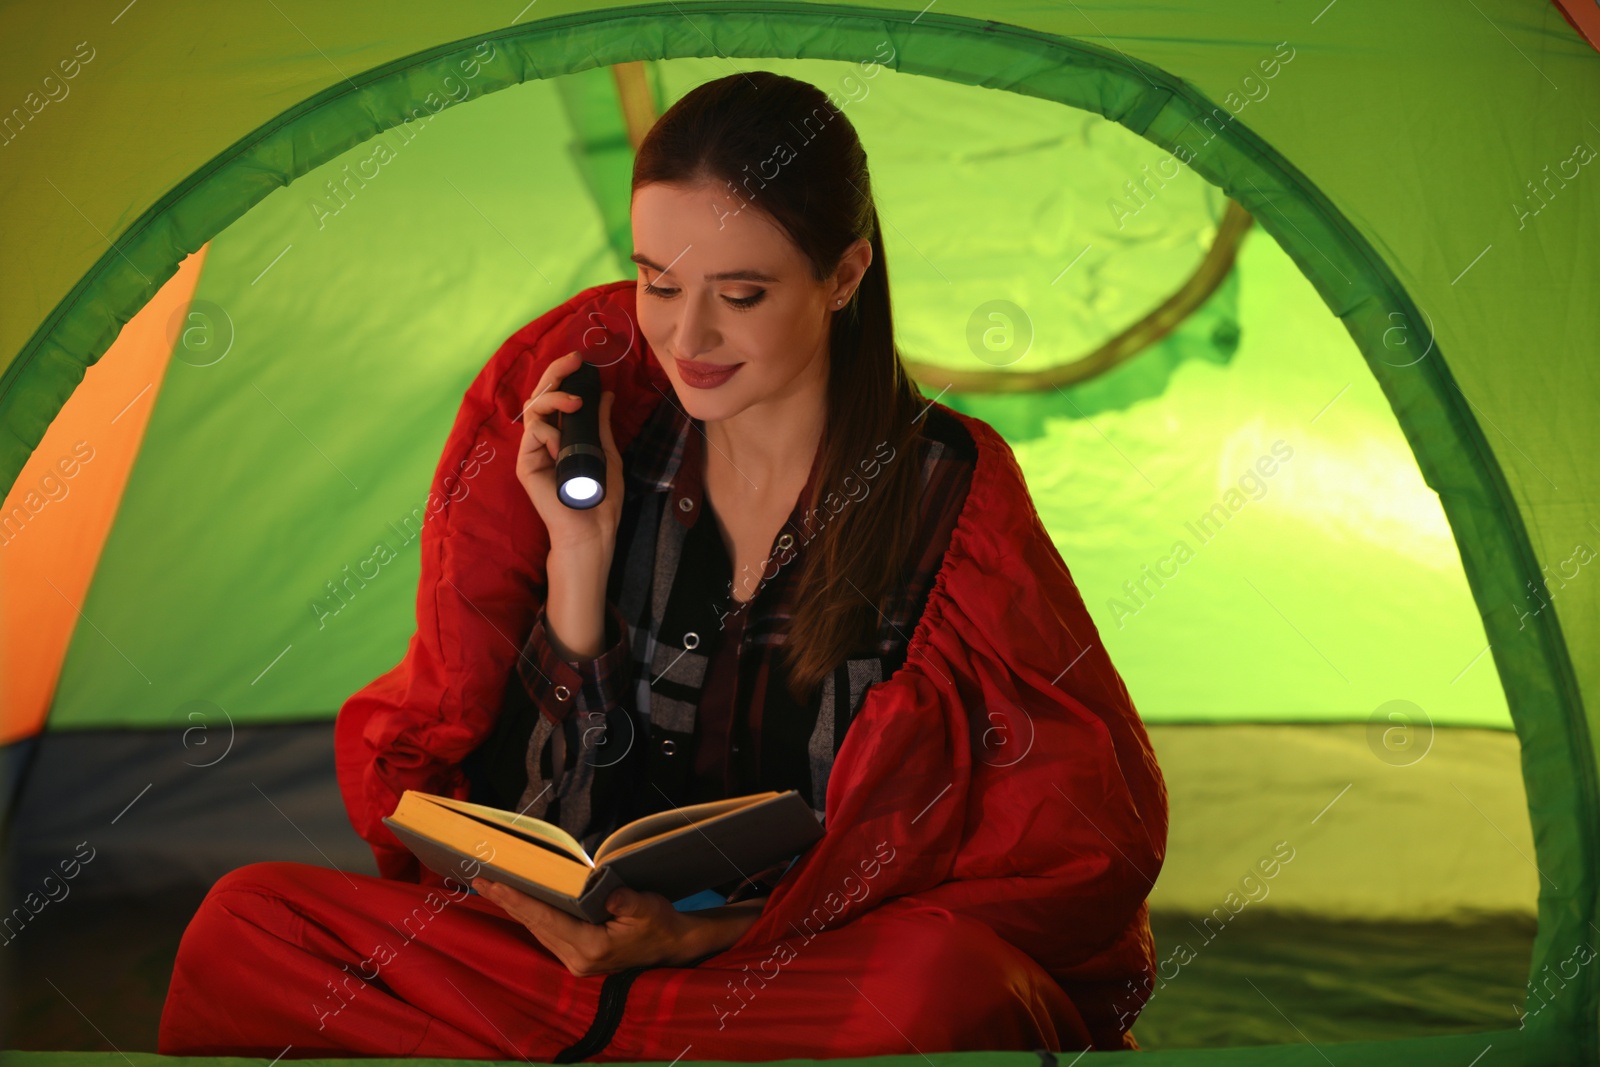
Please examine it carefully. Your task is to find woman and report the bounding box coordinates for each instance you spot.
[158,71,1167,1060]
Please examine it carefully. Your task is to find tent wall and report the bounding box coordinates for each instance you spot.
[0,250,206,747]
[21,57,1509,739]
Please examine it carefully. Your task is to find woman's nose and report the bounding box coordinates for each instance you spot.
[674,293,718,357]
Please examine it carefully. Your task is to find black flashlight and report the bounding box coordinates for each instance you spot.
[555,359,605,509]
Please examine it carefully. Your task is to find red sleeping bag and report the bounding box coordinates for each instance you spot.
[160,279,1168,1059]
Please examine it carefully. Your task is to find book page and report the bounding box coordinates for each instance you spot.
[423,794,592,866]
[593,791,779,865]
[389,794,592,897]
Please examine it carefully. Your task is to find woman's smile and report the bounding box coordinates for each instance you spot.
[674,357,744,389]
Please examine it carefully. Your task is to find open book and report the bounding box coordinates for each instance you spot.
[382,788,824,923]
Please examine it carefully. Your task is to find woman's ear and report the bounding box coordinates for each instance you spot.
[830,237,874,305]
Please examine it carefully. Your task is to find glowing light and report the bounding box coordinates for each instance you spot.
[562,476,601,504]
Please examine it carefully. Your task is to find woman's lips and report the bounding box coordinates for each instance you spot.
[674,358,743,389]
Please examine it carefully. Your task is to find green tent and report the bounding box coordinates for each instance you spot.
[2,1,1596,1063]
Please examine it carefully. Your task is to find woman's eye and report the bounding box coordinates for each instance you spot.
[641,280,766,311]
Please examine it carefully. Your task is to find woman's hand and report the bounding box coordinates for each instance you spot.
[472,878,758,976]
[516,350,626,559]
[473,879,689,975]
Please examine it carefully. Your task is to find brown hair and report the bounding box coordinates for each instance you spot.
[631,70,927,704]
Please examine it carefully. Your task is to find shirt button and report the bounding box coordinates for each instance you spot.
[776,533,794,550]
[678,496,694,512]
[660,738,677,755]
[554,685,571,701]
[732,744,740,753]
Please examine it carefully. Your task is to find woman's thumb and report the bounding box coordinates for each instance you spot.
[606,885,645,916]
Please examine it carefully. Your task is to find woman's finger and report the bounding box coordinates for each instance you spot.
[519,351,585,431]
[477,879,595,950]
[519,386,589,470]
[520,411,561,466]
[516,422,554,483]
[530,351,586,407]
[521,389,580,426]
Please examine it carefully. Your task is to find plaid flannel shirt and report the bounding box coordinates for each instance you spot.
[473,392,975,888]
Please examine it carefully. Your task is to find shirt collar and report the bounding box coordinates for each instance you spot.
[639,394,827,538]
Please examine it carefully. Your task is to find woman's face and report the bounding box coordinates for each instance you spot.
[629,180,862,424]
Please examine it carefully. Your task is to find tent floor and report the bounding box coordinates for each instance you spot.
[1,721,1538,1054]
[1,892,1533,1054]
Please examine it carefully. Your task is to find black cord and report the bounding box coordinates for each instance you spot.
[552,964,649,1063]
